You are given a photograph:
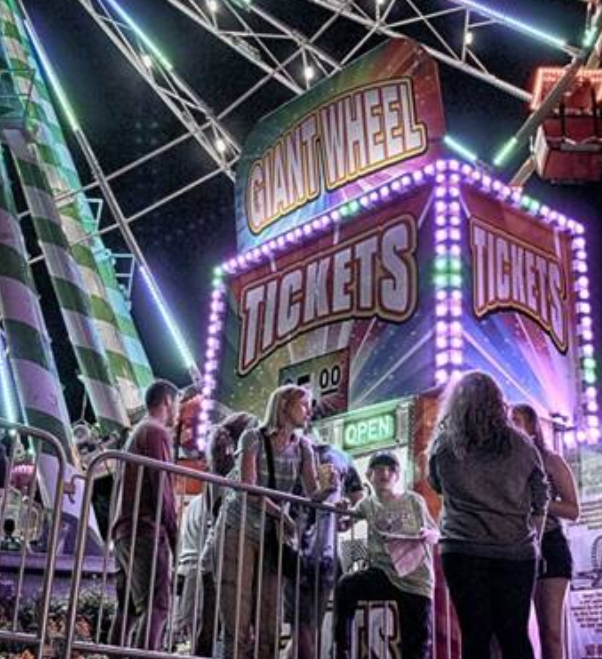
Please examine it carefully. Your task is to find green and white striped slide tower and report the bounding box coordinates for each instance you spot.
[3,123,131,435]
[4,126,132,437]
[0,0,153,419]
[0,18,132,437]
[0,145,74,461]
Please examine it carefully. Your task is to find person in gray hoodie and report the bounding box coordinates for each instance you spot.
[428,371,549,659]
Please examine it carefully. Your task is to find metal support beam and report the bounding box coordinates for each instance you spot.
[75,0,239,179]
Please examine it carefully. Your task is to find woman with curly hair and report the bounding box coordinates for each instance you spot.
[428,371,549,659]
[511,404,579,659]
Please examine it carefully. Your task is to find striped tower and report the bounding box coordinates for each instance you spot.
[3,125,130,435]
[57,197,152,416]
[0,145,74,459]
[0,0,154,418]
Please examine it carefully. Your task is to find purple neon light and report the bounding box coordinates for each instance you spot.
[200,159,600,444]
[432,170,465,387]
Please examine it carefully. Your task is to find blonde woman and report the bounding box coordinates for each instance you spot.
[511,404,579,659]
[217,385,318,659]
[428,371,549,659]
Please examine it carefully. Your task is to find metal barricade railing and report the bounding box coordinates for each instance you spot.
[60,448,395,659]
[0,418,67,659]
[0,427,454,659]
[0,424,454,659]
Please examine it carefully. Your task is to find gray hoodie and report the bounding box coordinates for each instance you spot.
[429,429,549,560]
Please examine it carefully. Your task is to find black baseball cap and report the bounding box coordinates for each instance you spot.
[368,451,400,470]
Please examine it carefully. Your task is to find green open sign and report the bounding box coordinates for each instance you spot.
[343,412,397,450]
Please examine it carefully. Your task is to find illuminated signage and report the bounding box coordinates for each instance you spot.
[246,79,427,235]
[235,38,446,251]
[470,217,568,352]
[343,410,397,451]
[239,215,418,374]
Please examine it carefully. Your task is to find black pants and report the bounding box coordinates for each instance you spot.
[334,567,432,659]
[441,553,536,659]
[195,572,217,656]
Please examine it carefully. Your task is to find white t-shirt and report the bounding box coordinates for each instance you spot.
[354,491,435,599]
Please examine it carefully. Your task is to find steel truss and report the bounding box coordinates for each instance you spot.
[27,0,599,245]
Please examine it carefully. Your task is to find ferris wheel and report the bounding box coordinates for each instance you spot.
[21,0,602,232]
[47,0,602,187]
[41,0,602,330]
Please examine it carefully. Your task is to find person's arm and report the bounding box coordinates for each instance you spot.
[338,496,368,532]
[546,453,580,522]
[347,489,364,506]
[144,427,178,551]
[528,447,550,543]
[299,438,319,498]
[416,495,440,544]
[239,430,258,486]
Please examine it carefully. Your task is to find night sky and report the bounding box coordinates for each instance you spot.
[17,0,602,416]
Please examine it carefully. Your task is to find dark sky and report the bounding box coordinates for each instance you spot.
[18,0,602,414]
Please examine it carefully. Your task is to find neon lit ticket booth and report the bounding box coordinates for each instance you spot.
[200,37,600,659]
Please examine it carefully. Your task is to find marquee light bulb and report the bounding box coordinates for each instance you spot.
[304,65,315,81]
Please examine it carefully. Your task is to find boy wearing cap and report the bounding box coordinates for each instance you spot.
[334,451,438,659]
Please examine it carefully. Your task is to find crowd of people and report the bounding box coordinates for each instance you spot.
[108,371,579,659]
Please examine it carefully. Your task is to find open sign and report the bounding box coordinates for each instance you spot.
[343,413,397,451]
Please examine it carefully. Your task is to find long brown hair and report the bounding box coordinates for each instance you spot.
[208,412,257,475]
[511,403,546,453]
[432,371,512,459]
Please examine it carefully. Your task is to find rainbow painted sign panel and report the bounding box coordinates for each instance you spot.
[460,185,579,423]
[218,185,437,419]
[208,162,596,440]
[234,38,445,251]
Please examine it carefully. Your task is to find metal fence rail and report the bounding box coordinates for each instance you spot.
[0,427,451,659]
[0,418,67,659]
[62,450,370,659]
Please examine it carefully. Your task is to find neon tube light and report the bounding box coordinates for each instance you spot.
[450,0,567,50]
[24,21,79,130]
[0,333,19,426]
[104,0,173,71]
[139,266,197,373]
[444,134,478,163]
[493,136,518,167]
[27,19,198,379]
[200,159,600,445]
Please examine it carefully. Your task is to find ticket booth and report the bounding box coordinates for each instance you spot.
[200,37,600,659]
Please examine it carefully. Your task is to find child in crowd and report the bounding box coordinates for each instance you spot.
[334,452,438,659]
